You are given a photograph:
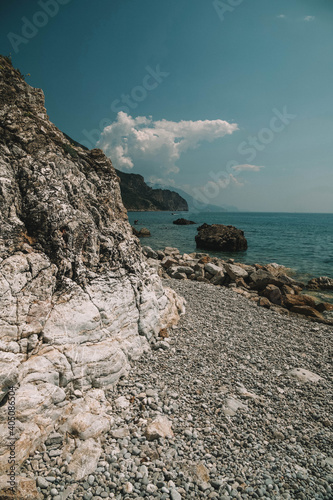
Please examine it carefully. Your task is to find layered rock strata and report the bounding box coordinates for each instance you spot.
[0,55,184,496]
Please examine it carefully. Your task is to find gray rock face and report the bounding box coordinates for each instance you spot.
[0,56,184,480]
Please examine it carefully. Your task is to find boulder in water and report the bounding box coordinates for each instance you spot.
[195,223,248,252]
[173,218,196,225]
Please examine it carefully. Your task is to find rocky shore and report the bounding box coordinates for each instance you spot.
[17,278,332,500]
[142,246,333,325]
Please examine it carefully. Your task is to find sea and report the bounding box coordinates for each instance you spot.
[128,212,333,291]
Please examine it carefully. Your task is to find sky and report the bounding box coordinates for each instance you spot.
[1,0,333,212]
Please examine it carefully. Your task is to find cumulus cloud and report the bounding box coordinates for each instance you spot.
[277,14,286,19]
[304,16,315,21]
[232,164,264,172]
[97,112,238,175]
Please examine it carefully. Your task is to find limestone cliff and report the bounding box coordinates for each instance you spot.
[0,55,184,495]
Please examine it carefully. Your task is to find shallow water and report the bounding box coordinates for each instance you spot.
[128,211,333,282]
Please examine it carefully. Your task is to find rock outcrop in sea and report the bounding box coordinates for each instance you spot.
[0,55,184,497]
[173,218,196,225]
[195,223,248,252]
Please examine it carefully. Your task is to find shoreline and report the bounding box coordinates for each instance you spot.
[142,245,333,323]
[128,212,333,281]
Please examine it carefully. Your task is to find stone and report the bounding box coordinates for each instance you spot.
[282,294,317,310]
[195,223,248,252]
[173,218,196,225]
[67,411,111,441]
[262,284,282,305]
[223,397,248,416]
[147,483,158,493]
[316,302,333,313]
[236,385,259,400]
[123,482,133,493]
[138,227,151,237]
[114,396,130,409]
[111,427,130,439]
[258,297,272,309]
[204,263,224,276]
[170,489,182,500]
[199,481,210,491]
[67,439,102,480]
[307,276,333,290]
[225,263,249,280]
[211,271,226,286]
[289,368,323,383]
[194,463,210,483]
[170,271,187,280]
[142,246,158,259]
[164,247,180,256]
[174,266,193,275]
[37,476,49,488]
[0,475,42,500]
[249,269,304,292]
[198,255,210,263]
[290,305,324,319]
[161,257,179,269]
[145,416,174,440]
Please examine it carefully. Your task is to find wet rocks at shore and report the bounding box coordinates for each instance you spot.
[195,223,248,252]
[142,246,333,324]
[307,277,333,291]
[132,227,151,237]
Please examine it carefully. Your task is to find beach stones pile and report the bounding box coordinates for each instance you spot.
[21,279,332,499]
[142,246,333,324]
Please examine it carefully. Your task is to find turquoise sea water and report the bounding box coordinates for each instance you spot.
[128,212,333,282]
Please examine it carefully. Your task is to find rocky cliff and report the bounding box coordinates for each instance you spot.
[115,169,188,211]
[0,55,184,497]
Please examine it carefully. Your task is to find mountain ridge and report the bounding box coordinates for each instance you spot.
[147,182,239,213]
[114,169,189,212]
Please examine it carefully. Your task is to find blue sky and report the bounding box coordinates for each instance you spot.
[1,0,333,212]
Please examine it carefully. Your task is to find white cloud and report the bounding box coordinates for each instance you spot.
[304,16,315,22]
[277,14,286,19]
[97,112,238,175]
[232,164,264,172]
[229,174,245,187]
[148,176,176,187]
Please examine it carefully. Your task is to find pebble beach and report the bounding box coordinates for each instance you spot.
[22,279,332,500]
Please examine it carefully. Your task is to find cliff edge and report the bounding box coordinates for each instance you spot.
[0,56,184,497]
